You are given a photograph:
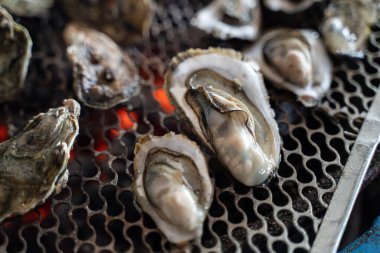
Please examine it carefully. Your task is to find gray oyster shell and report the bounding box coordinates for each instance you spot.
[263,0,322,13]
[62,0,155,44]
[321,0,379,58]
[133,133,213,244]
[245,29,332,107]
[0,5,32,102]
[191,0,261,41]
[0,0,54,17]
[64,23,140,109]
[0,99,80,222]
[165,48,281,186]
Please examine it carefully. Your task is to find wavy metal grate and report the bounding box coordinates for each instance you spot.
[0,0,380,252]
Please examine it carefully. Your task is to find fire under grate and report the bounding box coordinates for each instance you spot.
[1,0,380,252]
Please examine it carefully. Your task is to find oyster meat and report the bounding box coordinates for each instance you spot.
[321,0,379,58]
[0,5,32,102]
[64,23,140,109]
[165,48,281,186]
[245,29,332,107]
[62,0,155,44]
[263,0,322,13]
[133,133,213,244]
[0,99,80,222]
[0,0,54,17]
[191,0,261,41]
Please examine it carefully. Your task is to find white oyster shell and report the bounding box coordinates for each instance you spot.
[0,0,54,17]
[133,133,213,244]
[191,0,261,41]
[165,48,281,186]
[263,0,322,13]
[245,29,332,107]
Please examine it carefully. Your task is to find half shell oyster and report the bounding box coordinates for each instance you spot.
[133,133,213,244]
[0,5,32,102]
[263,0,322,13]
[191,0,261,41]
[0,0,54,17]
[165,48,281,186]
[321,0,379,58]
[64,23,140,109]
[245,29,332,107]
[62,0,155,44]
[0,99,80,222]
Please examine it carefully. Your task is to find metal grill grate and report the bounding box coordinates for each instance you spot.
[0,0,380,252]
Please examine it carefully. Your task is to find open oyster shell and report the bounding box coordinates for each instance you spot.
[133,133,213,244]
[0,99,80,222]
[191,0,261,41]
[62,0,155,44]
[245,29,332,107]
[165,48,281,186]
[321,0,379,58]
[0,0,54,17]
[263,0,322,13]
[64,23,140,109]
[0,5,32,102]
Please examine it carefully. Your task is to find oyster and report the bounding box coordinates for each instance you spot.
[64,23,140,109]
[321,0,379,58]
[0,0,54,17]
[0,5,32,102]
[245,29,332,107]
[191,0,261,41]
[165,48,281,186]
[133,133,213,244]
[263,0,322,13]
[62,0,155,44]
[0,99,80,222]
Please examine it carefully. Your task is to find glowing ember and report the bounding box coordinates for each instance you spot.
[116,108,135,130]
[94,130,108,152]
[107,128,120,139]
[153,88,175,114]
[69,149,75,162]
[154,74,164,87]
[0,124,9,143]
[38,201,51,223]
[22,210,39,224]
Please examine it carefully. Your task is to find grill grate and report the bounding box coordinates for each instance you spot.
[0,0,380,252]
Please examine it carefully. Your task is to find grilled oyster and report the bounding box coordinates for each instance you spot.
[62,0,155,44]
[191,0,261,41]
[263,0,322,13]
[245,29,332,107]
[321,0,379,58]
[0,0,54,17]
[133,133,213,244]
[165,48,281,186]
[0,5,32,102]
[64,23,140,109]
[0,99,80,222]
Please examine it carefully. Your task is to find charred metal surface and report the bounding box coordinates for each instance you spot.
[0,0,379,252]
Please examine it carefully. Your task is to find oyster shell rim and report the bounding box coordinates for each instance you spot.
[263,0,323,14]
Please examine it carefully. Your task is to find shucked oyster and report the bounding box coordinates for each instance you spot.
[62,0,155,44]
[263,0,322,13]
[0,0,54,17]
[191,0,261,41]
[133,133,213,244]
[0,99,80,222]
[64,23,140,109]
[0,5,32,102]
[321,0,379,58]
[245,29,332,107]
[165,48,281,186]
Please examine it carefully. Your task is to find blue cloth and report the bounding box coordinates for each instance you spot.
[340,216,380,253]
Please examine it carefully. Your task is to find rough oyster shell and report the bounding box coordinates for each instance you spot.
[0,5,32,102]
[321,0,378,58]
[62,0,155,44]
[165,48,281,186]
[0,99,80,222]
[191,0,261,41]
[0,0,54,17]
[133,133,213,244]
[263,0,322,13]
[64,23,140,109]
[245,29,332,107]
